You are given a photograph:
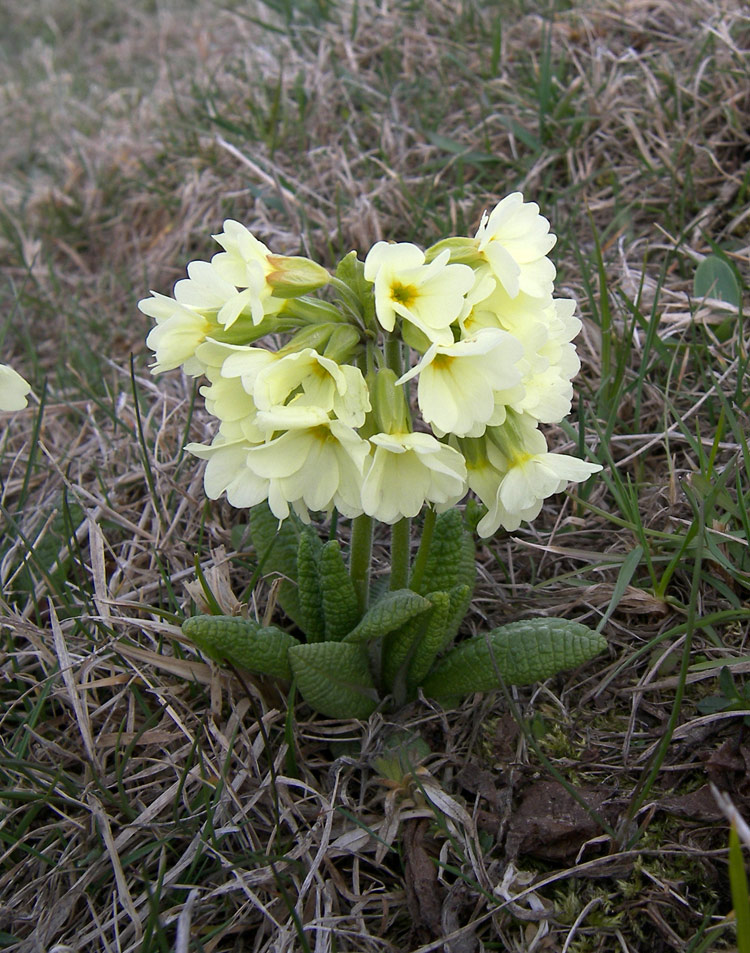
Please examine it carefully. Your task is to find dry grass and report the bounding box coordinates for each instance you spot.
[2,0,750,950]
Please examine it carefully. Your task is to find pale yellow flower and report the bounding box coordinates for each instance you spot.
[220,346,279,396]
[252,349,371,428]
[466,451,543,536]
[141,293,215,375]
[186,405,369,520]
[186,437,269,509]
[360,431,467,523]
[397,328,523,437]
[211,220,274,287]
[364,242,475,345]
[474,192,556,299]
[466,415,601,535]
[0,363,31,411]
[462,282,584,424]
[140,259,266,372]
[246,407,370,520]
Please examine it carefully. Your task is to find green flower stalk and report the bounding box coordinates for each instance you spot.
[142,195,606,718]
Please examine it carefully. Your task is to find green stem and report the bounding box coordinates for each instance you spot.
[349,513,373,614]
[390,518,411,590]
[384,335,403,377]
[408,507,436,592]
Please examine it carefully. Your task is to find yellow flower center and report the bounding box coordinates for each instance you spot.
[310,424,332,442]
[390,281,417,308]
[431,353,454,371]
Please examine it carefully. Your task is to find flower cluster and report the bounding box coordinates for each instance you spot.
[141,194,601,536]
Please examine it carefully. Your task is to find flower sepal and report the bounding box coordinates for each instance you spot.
[424,236,482,266]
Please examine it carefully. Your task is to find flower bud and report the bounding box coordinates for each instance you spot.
[280,322,339,355]
[266,255,330,298]
[324,324,362,364]
[424,236,482,266]
[400,320,433,354]
[371,367,410,435]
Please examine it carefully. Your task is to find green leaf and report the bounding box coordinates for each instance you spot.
[421,618,607,699]
[319,540,360,641]
[382,610,428,693]
[182,615,300,680]
[408,584,472,688]
[248,503,303,627]
[373,730,431,783]
[404,591,452,690]
[334,249,365,287]
[296,528,325,642]
[343,589,432,644]
[694,255,741,307]
[413,509,475,596]
[288,642,378,719]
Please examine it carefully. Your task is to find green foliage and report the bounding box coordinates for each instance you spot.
[411,508,476,595]
[296,527,325,642]
[421,618,607,700]
[247,503,304,627]
[319,540,360,641]
[181,615,300,680]
[694,255,741,308]
[288,642,378,719]
[697,666,750,725]
[342,589,432,645]
[181,508,605,718]
[372,730,431,783]
[407,585,472,688]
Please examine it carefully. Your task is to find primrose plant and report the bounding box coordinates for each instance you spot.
[141,193,605,718]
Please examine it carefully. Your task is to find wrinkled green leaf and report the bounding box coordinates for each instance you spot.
[289,641,378,719]
[248,503,304,627]
[408,585,471,688]
[297,528,325,642]
[320,540,360,641]
[382,609,429,693]
[343,589,432,644]
[403,591,452,692]
[413,509,475,595]
[422,618,606,699]
[182,614,300,680]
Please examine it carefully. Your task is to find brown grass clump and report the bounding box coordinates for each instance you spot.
[2,0,750,950]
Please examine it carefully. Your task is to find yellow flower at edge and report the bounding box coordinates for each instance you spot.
[0,363,31,411]
[474,192,557,299]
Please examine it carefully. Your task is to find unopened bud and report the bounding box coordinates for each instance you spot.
[324,324,362,363]
[266,255,330,297]
[371,367,410,434]
[280,322,338,355]
[424,236,482,266]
